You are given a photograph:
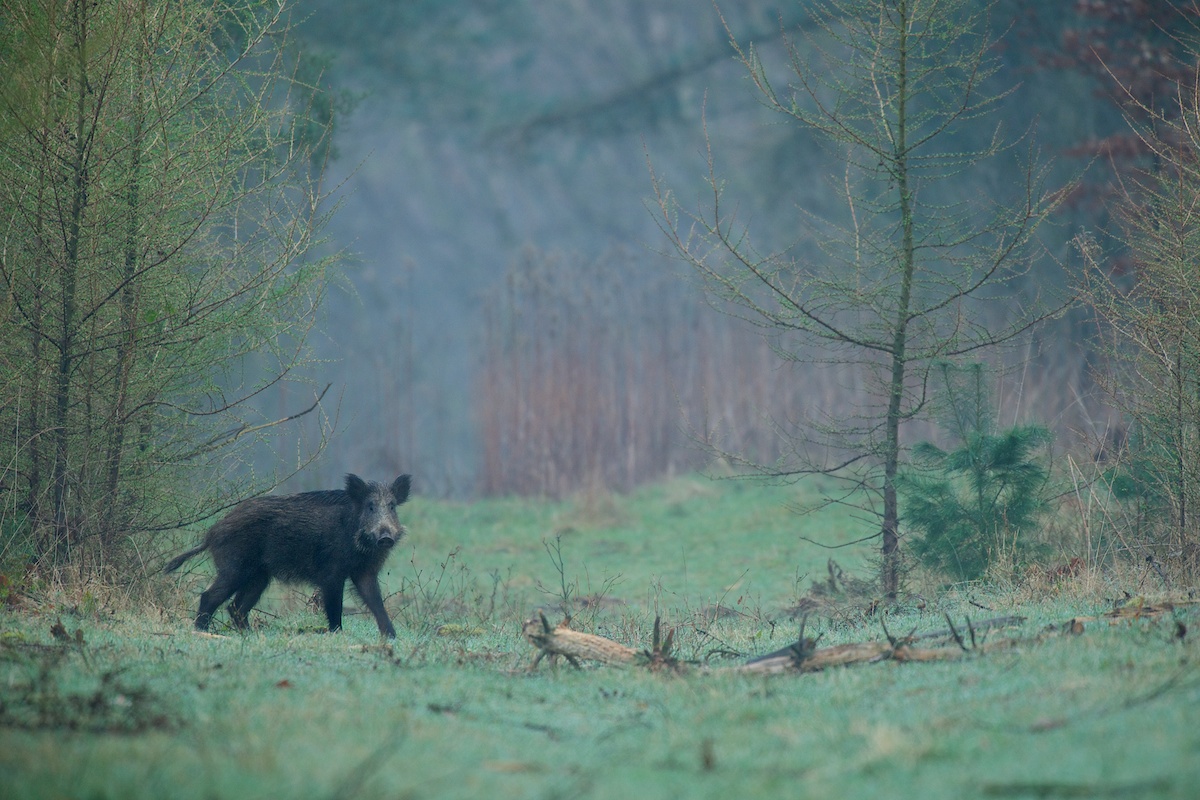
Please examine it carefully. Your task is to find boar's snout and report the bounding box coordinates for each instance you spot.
[375,523,406,549]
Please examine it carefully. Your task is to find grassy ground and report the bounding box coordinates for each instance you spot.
[2,476,1198,799]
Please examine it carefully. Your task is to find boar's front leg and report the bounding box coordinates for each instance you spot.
[352,572,396,638]
[321,580,345,632]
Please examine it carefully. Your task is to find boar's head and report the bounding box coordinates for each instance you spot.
[346,473,411,552]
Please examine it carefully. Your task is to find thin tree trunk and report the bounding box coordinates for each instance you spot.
[49,0,92,565]
[881,0,915,600]
[103,17,146,547]
[28,159,48,526]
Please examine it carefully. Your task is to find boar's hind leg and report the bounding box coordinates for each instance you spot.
[195,572,241,631]
[321,580,345,633]
[228,570,271,630]
[352,573,396,638]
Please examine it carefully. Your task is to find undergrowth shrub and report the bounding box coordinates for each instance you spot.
[899,364,1053,582]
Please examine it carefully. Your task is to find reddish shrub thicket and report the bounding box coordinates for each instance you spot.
[476,251,1106,498]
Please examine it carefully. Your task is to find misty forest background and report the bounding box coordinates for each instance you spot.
[298,0,1115,495]
[5,0,1200,591]
[304,1,1084,489]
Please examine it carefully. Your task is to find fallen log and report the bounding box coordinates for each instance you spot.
[891,643,971,663]
[522,613,637,670]
[733,640,893,675]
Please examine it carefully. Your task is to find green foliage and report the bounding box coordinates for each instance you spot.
[900,364,1053,581]
[1095,420,1196,564]
[0,0,337,577]
[902,424,1053,581]
[1102,424,1170,520]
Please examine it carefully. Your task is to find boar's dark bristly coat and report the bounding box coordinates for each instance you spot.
[164,474,411,637]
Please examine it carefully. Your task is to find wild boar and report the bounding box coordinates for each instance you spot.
[164,474,411,637]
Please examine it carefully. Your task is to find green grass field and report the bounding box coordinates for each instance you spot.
[2,476,1198,799]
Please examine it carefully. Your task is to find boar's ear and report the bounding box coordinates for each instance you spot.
[345,474,369,503]
[391,474,411,505]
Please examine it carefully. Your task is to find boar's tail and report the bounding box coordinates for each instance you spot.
[163,543,207,574]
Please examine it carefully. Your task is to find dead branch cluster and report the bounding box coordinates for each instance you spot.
[522,596,1198,675]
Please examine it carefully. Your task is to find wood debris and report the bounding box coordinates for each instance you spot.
[522,610,1032,675]
[733,640,891,675]
[522,613,636,670]
[520,599,1194,677]
[522,613,683,672]
[1058,595,1199,632]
